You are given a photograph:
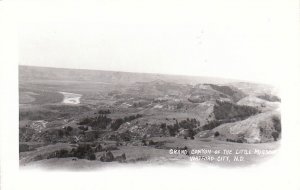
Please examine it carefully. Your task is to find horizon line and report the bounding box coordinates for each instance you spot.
[19,64,252,84]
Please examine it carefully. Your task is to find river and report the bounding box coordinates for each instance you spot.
[59,92,82,104]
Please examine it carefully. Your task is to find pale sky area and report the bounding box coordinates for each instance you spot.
[15,0,299,84]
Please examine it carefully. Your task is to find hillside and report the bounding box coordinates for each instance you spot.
[211,111,281,143]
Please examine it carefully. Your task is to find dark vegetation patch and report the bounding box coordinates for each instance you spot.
[207,84,245,102]
[214,131,220,137]
[32,143,126,162]
[226,139,244,143]
[214,100,259,121]
[208,84,236,96]
[111,114,143,131]
[97,109,111,114]
[78,113,142,131]
[19,127,36,142]
[272,116,281,133]
[79,115,112,129]
[105,130,137,142]
[160,118,200,137]
[201,101,259,131]
[271,115,281,141]
[202,120,222,130]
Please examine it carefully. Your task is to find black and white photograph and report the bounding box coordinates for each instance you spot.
[0,0,299,190]
[18,65,282,168]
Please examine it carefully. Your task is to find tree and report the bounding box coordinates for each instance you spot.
[66,126,73,132]
[111,118,124,131]
[214,131,220,137]
[87,153,96,160]
[148,140,156,145]
[272,116,281,133]
[100,151,114,162]
[272,131,279,141]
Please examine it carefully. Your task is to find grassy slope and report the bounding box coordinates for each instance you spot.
[20,137,280,169]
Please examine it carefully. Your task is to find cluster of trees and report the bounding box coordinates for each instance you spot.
[214,100,259,121]
[79,114,143,131]
[272,116,281,133]
[160,118,200,137]
[208,84,236,97]
[98,109,111,114]
[57,126,74,137]
[201,101,261,132]
[69,144,96,160]
[226,139,243,143]
[111,114,142,131]
[202,120,221,130]
[19,127,35,142]
[79,115,112,129]
[47,144,100,160]
[177,118,200,129]
[271,116,281,141]
[45,143,126,162]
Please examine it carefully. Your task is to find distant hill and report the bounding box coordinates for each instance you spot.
[19,65,240,85]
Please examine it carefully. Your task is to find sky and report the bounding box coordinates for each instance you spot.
[13,0,299,84]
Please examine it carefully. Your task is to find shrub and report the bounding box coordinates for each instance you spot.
[177,118,199,129]
[79,117,94,125]
[98,109,111,114]
[119,131,132,141]
[272,131,279,141]
[142,139,147,146]
[100,151,114,162]
[95,144,103,152]
[78,125,89,131]
[148,140,156,145]
[47,149,70,159]
[111,118,124,131]
[272,116,281,133]
[57,129,64,137]
[70,144,94,159]
[87,153,96,160]
[66,126,73,132]
[214,131,220,137]
[115,153,126,163]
